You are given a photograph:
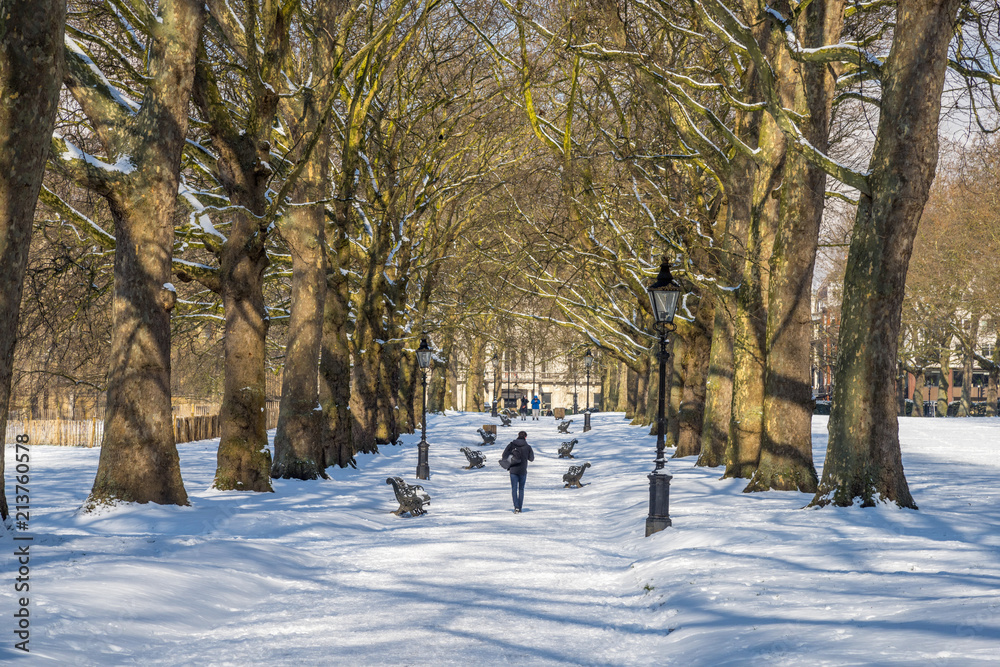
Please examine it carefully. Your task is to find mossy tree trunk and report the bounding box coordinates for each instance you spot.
[814,0,961,508]
[724,111,782,480]
[616,362,630,412]
[676,300,712,458]
[465,337,486,411]
[747,0,841,493]
[0,0,65,519]
[631,357,651,427]
[665,334,684,445]
[698,294,734,468]
[319,223,354,467]
[272,40,334,478]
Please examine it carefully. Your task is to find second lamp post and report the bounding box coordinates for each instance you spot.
[416,337,433,480]
[644,258,681,537]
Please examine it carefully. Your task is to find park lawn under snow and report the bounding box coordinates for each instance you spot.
[2,412,999,665]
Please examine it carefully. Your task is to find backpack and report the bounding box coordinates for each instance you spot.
[499,444,523,470]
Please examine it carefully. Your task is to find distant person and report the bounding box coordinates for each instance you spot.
[531,395,541,420]
[502,431,534,513]
[519,395,529,420]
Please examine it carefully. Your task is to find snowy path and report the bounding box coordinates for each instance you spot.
[3,412,1000,664]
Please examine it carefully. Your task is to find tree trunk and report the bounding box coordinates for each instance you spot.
[814,0,961,508]
[988,365,998,417]
[936,345,951,418]
[319,227,353,467]
[271,130,328,479]
[616,362,630,412]
[959,351,972,417]
[676,300,712,458]
[632,358,650,426]
[912,368,925,417]
[987,335,999,417]
[666,334,684,445]
[698,295,734,467]
[429,333,454,413]
[724,113,781,480]
[625,365,638,418]
[398,350,417,433]
[214,212,272,490]
[376,339,400,445]
[88,0,205,508]
[603,358,619,412]
[959,317,978,417]
[748,2,840,493]
[0,0,65,519]
[464,337,486,411]
[191,36,284,491]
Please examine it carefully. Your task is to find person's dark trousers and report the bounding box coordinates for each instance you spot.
[510,472,527,510]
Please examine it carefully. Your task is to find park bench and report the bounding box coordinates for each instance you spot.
[460,447,486,469]
[562,462,591,488]
[557,420,573,434]
[385,476,431,516]
[499,413,512,427]
[477,427,497,445]
[557,439,578,459]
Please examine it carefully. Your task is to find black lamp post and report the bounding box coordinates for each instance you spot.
[571,357,578,415]
[645,258,681,537]
[416,337,432,480]
[491,353,500,417]
[584,349,593,432]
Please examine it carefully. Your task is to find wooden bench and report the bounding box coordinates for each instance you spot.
[562,462,591,488]
[385,476,431,516]
[499,413,512,427]
[558,439,578,459]
[557,419,573,434]
[477,427,497,445]
[460,447,486,469]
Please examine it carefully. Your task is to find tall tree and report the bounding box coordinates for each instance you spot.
[183,0,300,492]
[51,0,206,507]
[815,0,963,508]
[0,0,66,520]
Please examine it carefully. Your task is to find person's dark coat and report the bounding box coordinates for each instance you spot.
[502,437,534,476]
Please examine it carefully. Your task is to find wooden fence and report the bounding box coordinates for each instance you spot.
[5,400,282,447]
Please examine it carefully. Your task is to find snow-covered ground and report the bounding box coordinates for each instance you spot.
[2,412,999,665]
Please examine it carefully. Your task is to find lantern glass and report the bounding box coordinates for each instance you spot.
[416,338,432,369]
[584,350,593,369]
[491,353,500,370]
[648,288,680,324]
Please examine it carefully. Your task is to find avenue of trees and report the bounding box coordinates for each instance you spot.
[2,0,1000,519]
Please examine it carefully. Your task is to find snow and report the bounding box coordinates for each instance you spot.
[3,414,999,663]
[57,135,136,175]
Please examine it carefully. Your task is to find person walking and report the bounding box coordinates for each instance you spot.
[503,431,534,513]
[519,395,529,421]
[531,395,541,420]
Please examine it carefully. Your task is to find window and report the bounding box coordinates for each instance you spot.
[953,371,964,388]
[926,374,939,387]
